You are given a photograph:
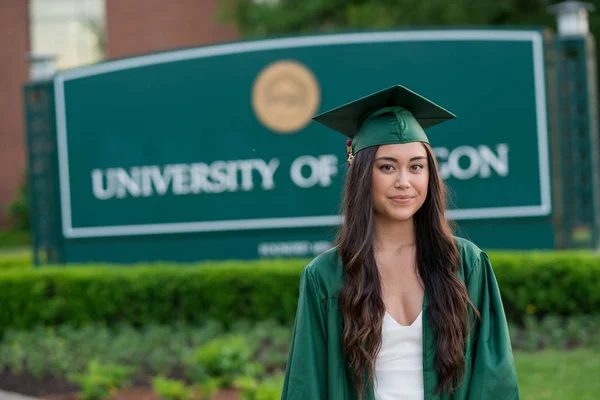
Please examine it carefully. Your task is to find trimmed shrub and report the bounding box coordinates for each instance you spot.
[0,250,32,271]
[0,260,305,333]
[0,252,598,332]
[0,230,31,249]
[487,251,600,322]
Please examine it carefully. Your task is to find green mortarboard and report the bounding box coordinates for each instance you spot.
[313,85,456,155]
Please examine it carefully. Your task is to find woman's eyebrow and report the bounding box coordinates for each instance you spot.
[375,156,397,162]
[375,156,426,162]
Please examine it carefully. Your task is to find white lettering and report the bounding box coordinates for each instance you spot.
[226,162,238,192]
[312,240,332,254]
[149,166,172,195]
[290,155,338,188]
[209,161,231,193]
[448,146,480,180]
[435,143,510,180]
[318,155,338,187]
[258,240,332,257]
[115,168,142,198]
[478,144,509,178]
[190,163,213,193]
[171,164,191,195]
[433,147,450,180]
[140,167,153,197]
[238,160,255,191]
[91,169,114,200]
[254,159,279,190]
[91,158,284,199]
[89,146,507,201]
[291,156,320,188]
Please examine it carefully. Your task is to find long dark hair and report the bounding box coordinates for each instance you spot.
[335,143,479,398]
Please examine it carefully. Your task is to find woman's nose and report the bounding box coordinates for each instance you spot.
[394,172,410,189]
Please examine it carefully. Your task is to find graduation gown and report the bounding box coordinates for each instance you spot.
[281,237,519,400]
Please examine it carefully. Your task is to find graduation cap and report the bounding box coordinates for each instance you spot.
[312,85,456,162]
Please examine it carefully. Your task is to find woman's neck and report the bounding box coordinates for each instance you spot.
[373,216,416,255]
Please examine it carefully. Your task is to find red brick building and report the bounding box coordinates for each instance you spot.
[0,0,238,228]
[106,0,237,59]
[0,1,30,229]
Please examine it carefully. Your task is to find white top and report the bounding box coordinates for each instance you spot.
[374,310,424,400]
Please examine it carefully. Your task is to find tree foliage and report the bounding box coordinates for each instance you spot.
[220,0,600,41]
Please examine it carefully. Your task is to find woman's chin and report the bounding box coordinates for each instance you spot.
[377,209,416,222]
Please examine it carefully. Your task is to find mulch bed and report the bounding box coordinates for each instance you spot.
[0,371,77,397]
[0,372,240,400]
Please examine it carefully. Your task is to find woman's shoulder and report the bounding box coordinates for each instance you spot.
[454,235,484,256]
[302,246,344,299]
[453,236,487,281]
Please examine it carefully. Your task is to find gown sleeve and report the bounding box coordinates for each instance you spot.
[281,266,328,400]
[466,252,520,399]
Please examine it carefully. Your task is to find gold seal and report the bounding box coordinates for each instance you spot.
[252,60,321,134]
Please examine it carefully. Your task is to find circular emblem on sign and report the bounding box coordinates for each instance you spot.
[252,60,321,134]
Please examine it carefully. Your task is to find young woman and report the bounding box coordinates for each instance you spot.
[281,85,519,400]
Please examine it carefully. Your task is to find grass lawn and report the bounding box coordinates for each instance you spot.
[515,349,600,399]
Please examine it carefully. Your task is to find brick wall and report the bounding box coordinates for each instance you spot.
[106,0,239,59]
[0,0,30,228]
[0,0,238,229]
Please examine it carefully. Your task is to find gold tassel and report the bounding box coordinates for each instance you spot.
[346,139,354,165]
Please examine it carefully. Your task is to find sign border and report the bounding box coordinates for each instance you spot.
[54,29,552,238]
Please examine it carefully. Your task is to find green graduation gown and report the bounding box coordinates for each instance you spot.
[281,237,519,400]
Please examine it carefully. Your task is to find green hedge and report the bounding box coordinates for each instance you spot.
[0,249,31,271]
[0,229,30,248]
[0,260,305,333]
[486,251,600,321]
[0,252,598,333]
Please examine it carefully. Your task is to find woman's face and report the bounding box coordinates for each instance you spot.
[371,142,429,222]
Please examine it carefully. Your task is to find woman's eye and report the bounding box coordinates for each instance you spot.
[379,164,394,172]
[410,164,424,171]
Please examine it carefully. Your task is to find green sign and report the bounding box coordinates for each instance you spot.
[50,29,552,258]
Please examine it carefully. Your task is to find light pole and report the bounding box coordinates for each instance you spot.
[549,1,595,37]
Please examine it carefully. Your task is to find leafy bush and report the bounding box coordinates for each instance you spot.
[197,377,220,400]
[486,251,600,323]
[152,376,194,400]
[5,180,30,232]
[509,314,600,351]
[236,319,292,374]
[185,334,264,388]
[0,317,598,400]
[0,261,304,333]
[0,250,31,271]
[0,251,598,333]
[67,360,134,400]
[235,374,285,400]
[0,230,31,250]
[0,320,289,390]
